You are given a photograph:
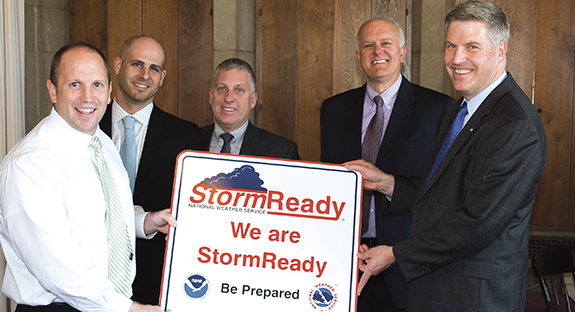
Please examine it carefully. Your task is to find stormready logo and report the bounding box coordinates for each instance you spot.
[189,165,346,221]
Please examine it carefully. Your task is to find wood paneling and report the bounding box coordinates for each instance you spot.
[107,0,142,101]
[178,1,214,127]
[530,0,575,230]
[68,0,213,127]
[143,0,179,116]
[333,0,370,95]
[295,0,334,161]
[69,0,108,59]
[257,1,297,142]
[257,0,410,161]
[69,0,575,230]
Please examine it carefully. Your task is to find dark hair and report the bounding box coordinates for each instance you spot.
[445,0,509,45]
[49,42,110,88]
[213,58,256,93]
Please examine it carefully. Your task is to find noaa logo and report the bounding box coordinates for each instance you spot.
[183,273,209,300]
[309,283,337,310]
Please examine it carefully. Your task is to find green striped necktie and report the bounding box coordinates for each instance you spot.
[90,136,133,298]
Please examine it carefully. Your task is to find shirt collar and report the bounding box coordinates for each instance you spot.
[464,71,507,122]
[111,99,154,126]
[365,74,402,110]
[47,107,100,152]
[213,120,249,142]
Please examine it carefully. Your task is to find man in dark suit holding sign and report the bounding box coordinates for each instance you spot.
[346,1,547,311]
[99,35,200,304]
[321,17,454,312]
[199,58,299,160]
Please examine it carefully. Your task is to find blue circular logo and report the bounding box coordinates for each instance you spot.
[183,274,209,299]
[312,287,334,308]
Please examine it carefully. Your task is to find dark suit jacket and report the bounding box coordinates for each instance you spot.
[100,103,200,304]
[391,73,547,311]
[321,75,454,311]
[199,121,300,160]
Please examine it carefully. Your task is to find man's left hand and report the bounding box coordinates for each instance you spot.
[357,245,395,295]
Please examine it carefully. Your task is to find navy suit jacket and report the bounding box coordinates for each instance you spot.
[199,121,300,160]
[321,75,454,310]
[100,103,200,304]
[391,73,547,311]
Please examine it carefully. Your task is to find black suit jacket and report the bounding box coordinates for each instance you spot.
[321,75,454,310]
[100,103,200,304]
[199,121,300,160]
[391,73,547,311]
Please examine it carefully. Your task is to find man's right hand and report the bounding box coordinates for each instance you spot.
[344,159,395,197]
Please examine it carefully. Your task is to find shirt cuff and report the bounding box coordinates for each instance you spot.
[134,205,157,239]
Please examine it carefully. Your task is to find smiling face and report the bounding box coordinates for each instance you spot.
[444,20,507,100]
[48,48,111,135]
[209,68,257,133]
[356,19,406,93]
[114,37,167,113]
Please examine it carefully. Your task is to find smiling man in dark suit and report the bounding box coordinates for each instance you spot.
[321,17,454,312]
[99,35,200,304]
[199,58,299,160]
[346,1,547,311]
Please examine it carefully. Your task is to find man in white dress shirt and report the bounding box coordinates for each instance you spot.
[0,42,175,312]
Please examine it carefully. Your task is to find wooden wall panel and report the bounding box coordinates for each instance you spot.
[69,0,108,59]
[333,0,370,94]
[295,0,334,161]
[143,0,179,116]
[178,1,214,127]
[107,0,142,100]
[531,0,575,229]
[258,1,297,142]
[497,0,537,101]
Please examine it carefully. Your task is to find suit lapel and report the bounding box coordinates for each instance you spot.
[136,106,165,188]
[376,76,414,164]
[344,85,366,160]
[100,102,113,137]
[199,123,215,151]
[417,73,516,200]
[239,121,260,155]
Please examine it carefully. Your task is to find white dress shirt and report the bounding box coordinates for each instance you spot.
[0,108,148,311]
[110,100,154,174]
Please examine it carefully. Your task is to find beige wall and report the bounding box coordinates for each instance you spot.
[412,0,455,95]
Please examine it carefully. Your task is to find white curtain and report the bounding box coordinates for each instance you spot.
[0,0,25,311]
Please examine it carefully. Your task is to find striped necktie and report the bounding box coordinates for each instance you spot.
[90,136,133,298]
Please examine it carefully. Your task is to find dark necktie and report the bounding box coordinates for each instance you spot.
[361,95,384,235]
[425,101,469,189]
[220,133,234,154]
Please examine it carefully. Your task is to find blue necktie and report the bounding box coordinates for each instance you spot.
[407,101,468,239]
[120,116,136,193]
[425,101,468,189]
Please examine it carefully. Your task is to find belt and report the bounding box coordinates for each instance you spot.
[16,303,80,312]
